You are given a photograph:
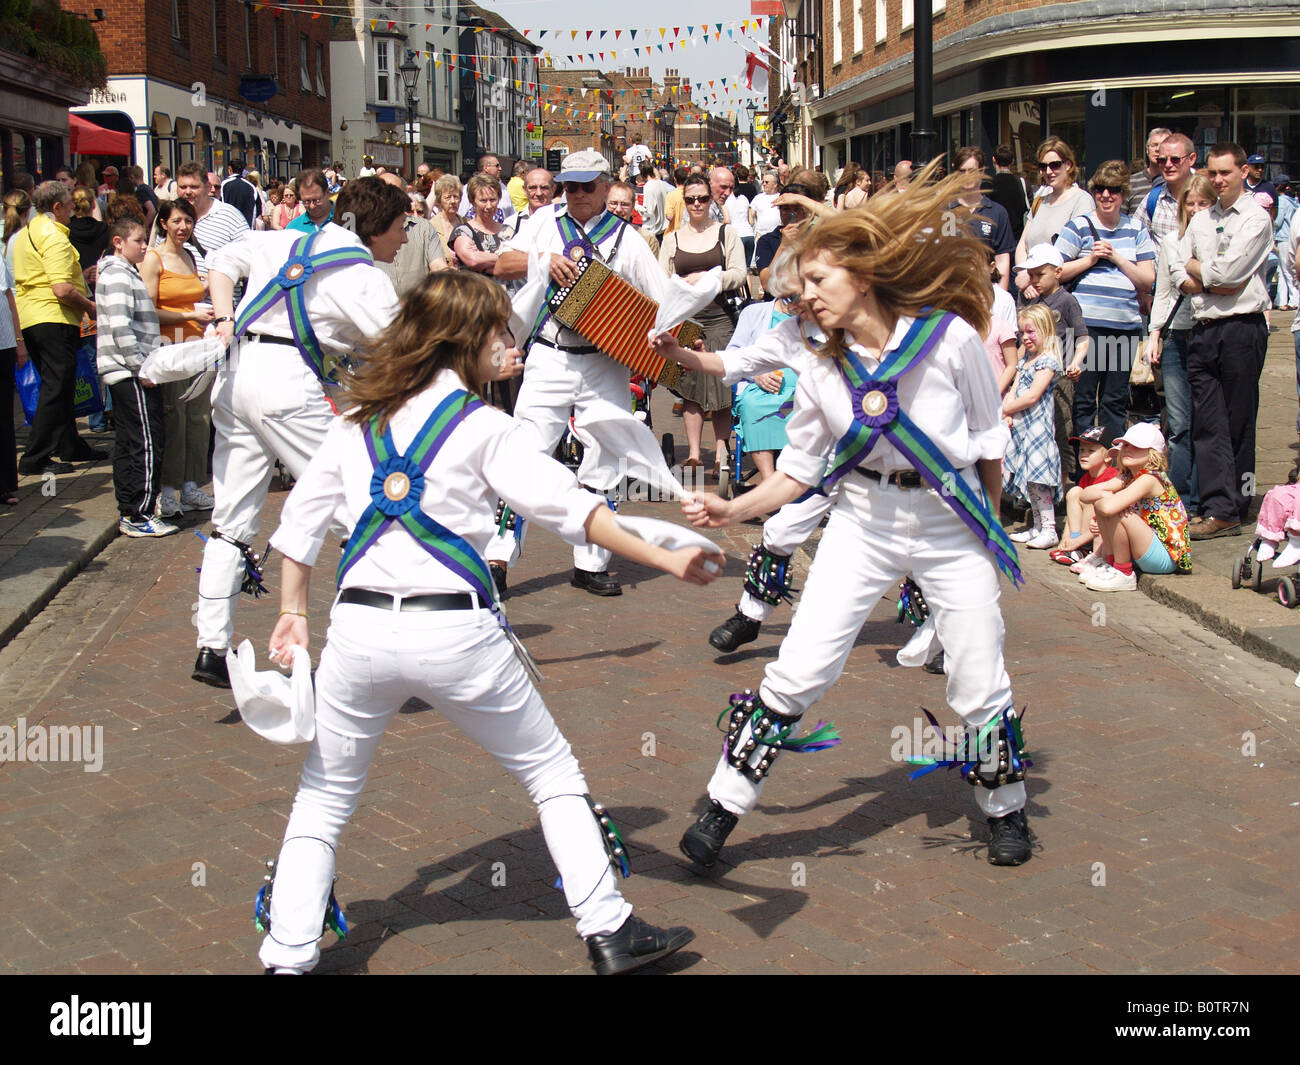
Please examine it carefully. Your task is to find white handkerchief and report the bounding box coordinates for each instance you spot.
[649,267,723,341]
[139,337,225,384]
[614,514,725,570]
[229,639,316,745]
[508,245,551,345]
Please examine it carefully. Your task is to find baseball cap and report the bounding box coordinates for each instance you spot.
[1253,190,1275,209]
[1111,422,1166,453]
[558,150,611,184]
[1069,425,1112,447]
[1022,243,1064,270]
[1246,154,1266,166]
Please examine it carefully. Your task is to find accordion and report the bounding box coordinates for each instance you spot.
[547,257,702,389]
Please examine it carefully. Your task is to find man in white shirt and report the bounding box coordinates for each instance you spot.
[1170,142,1274,539]
[191,177,407,687]
[177,161,249,275]
[492,150,671,597]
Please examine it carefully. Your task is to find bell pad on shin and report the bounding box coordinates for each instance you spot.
[741,544,796,607]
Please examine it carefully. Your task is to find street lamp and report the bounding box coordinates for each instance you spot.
[661,98,678,166]
[398,51,421,178]
[745,100,758,169]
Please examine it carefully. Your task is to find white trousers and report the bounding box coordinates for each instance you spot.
[196,342,334,651]
[258,602,632,973]
[485,341,678,574]
[708,473,1025,820]
[736,489,833,623]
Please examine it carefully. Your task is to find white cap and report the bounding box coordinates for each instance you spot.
[1112,422,1166,453]
[558,150,611,183]
[1022,243,1065,270]
[229,639,316,745]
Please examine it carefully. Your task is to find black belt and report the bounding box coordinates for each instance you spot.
[854,467,926,489]
[540,337,600,355]
[338,588,489,612]
[250,334,297,348]
[1194,312,1267,327]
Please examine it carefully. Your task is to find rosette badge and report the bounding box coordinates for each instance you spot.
[277,257,315,287]
[370,456,425,517]
[854,379,899,428]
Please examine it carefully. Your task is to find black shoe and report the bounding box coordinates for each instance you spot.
[571,568,622,596]
[192,647,231,688]
[489,562,508,600]
[18,458,74,476]
[679,800,739,869]
[987,809,1032,866]
[62,446,109,463]
[922,650,945,675]
[585,915,695,976]
[708,611,761,652]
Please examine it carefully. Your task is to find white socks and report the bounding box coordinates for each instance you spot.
[1273,535,1300,569]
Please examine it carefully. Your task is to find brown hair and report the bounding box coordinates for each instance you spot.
[332,176,409,246]
[793,159,991,360]
[345,272,511,431]
[466,172,501,206]
[71,186,97,217]
[1036,136,1079,185]
[1088,159,1131,199]
[105,193,145,226]
[2,189,31,242]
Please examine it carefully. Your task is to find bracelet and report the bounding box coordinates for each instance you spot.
[279,610,307,618]
[214,315,234,325]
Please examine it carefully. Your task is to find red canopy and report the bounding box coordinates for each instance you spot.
[69,114,131,157]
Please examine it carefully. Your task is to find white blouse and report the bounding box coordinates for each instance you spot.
[271,369,605,595]
[775,314,1010,488]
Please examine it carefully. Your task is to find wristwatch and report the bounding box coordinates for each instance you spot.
[213,315,234,325]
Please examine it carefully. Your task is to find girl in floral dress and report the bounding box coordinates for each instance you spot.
[1077,422,1191,592]
[1002,303,1063,550]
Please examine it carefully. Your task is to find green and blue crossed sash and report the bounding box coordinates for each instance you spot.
[824,312,1022,586]
[235,230,373,386]
[528,209,627,343]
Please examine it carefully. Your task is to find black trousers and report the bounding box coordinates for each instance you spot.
[108,377,165,520]
[0,347,17,494]
[18,321,82,471]
[1186,314,1267,523]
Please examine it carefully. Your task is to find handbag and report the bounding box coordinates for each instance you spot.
[14,339,106,425]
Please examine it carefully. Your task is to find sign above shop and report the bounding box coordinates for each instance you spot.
[239,76,279,104]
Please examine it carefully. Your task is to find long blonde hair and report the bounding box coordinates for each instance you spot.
[345,271,509,431]
[2,189,31,242]
[793,159,991,359]
[1178,174,1216,236]
[1017,303,1062,364]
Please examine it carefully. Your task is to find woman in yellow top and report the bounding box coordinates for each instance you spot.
[141,198,216,518]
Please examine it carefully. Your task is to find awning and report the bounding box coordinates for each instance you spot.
[69,113,131,156]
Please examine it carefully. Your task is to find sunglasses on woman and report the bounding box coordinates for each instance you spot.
[1092,185,1124,197]
[1038,160,1065,172]
[684,194,711,205]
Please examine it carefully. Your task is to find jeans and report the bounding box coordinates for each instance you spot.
[1072,329,1142,448]
[1160,328,1199,511]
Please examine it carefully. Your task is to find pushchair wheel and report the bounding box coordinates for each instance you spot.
[1278,576,1298,609]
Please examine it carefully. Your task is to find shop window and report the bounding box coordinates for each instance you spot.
[1235,86,1300,185]
[1046,93,1086,176]
[1143,88,1227,168]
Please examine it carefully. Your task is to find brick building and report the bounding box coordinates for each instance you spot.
[62,0,335,180]
[540,65,695,174]
[781,0,1300,185]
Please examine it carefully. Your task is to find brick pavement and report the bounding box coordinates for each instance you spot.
[1,449,1297,974]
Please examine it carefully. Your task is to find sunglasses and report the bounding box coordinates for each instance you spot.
[1157,154,1187,166]
[1038,160,1066,172]
[684,194,711,205]
[779,207,807,220]
[1092,185,1124,197]
[562,180,598,194]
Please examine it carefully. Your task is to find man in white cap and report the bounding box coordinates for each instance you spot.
[492,149,669,597]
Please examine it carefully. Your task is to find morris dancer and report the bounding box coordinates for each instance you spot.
[490,150,672,598]
[192,177,408,687]
[257,272,715,974]
[670,169,1035,869]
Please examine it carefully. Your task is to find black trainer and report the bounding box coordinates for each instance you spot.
[571,568,622,596]
[679,800,738,869]
[922,650,945,675]
[489,562,508,600]
[987,809,1032,866]
[708,611,761,652]
[192,647,231,688]
[585,915,695,975]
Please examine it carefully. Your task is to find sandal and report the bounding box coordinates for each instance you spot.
[1049,548,1081,566]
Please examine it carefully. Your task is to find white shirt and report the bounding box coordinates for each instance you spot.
[991,285,1018,331]
[775,314,1009,487]
[1169,192,1273,321]
[209,226,400,361]
[270,370,604,595]
[750,193,781,239]
[193,198,251,279]
[726,194,754,239]
[505,203,665,348]
[719,313,822,386]
[0,254,15,349]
